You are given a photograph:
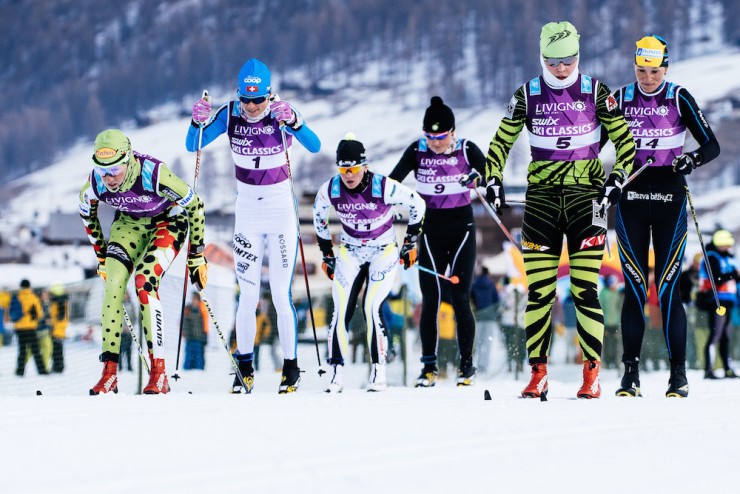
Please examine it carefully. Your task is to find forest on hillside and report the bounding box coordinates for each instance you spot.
[0,0,735,183]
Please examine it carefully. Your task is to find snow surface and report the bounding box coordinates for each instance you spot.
[1,338,739,494]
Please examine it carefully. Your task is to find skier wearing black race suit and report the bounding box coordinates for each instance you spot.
[389,96,488,387]
[611,35,720,398]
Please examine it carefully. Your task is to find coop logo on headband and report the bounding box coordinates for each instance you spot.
[243,76,262,84]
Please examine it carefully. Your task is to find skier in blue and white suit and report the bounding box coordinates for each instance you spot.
[186,58,321,394]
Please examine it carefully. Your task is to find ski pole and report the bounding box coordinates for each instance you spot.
[173,90,209,381]
[415,264,460,284]
[123,306,150,373]
[623,156,655,189]
[685,184,726,316]
[474,188,521,251]
[277,103,325,377]
[197,290,250,391]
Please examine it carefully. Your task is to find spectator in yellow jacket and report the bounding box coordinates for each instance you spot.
[49,284,69,373]
[14,279,48,376]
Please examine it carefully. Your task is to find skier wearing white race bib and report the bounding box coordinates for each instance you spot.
[186,58,321,394]
[314,136,426,392]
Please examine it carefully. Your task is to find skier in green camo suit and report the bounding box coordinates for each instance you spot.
[80,129,207,395]
[484,21,635,399]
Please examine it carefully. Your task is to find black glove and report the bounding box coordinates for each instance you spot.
[322,254,336,280]
[399,234,418,270]
[485,177,507,214]
[596,172,626,207]
[458,170,482,187]
[672,151,701,175]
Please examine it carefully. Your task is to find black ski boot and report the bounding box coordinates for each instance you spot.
[231,356,254,394]
[666,363,689,398]
[279,358,301,394]
[616,360,641,397]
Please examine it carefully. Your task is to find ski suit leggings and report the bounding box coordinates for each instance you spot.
[616,170,688,365]
[102,212,187,359]
[418,225,476,367]
[705,303,734,372]
[232,191,299,361]
[521,185,605,364]
[327,243,398,365]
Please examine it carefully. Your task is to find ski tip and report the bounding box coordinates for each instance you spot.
[484,389,492,400]
[36,390,42,396]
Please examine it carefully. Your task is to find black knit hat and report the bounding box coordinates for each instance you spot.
[336,133,367,166]
[423,96,455,133]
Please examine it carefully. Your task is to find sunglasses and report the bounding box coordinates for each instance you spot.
[239,95,268,105]
[95,164,126,177]
[424,132,450,141]
[544,55,578,67]
[337,164,364,175]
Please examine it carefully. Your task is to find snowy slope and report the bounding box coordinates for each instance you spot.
[2,336,739,494]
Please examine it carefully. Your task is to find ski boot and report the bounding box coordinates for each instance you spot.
[415,364,438,388]
[456,358,476,387]
[616,360,642,397]
[279,359,301,394]
[577,360,601,399]
[666,364,689,398]
[325,364,344,393]
[521,363,548,398]
[90,360,119,395]
[231,357,255,394]
[143,358,170,394]
[368,363,387,392]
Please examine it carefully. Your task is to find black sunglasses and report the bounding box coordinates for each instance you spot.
[239,95,268,105]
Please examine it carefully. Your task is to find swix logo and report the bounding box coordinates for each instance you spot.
[243,76,262,84]
[531,116,560,126]
[580,234,606,250]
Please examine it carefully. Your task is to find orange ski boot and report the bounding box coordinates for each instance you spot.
[90,360,119,395]
[577,360,601,399]
[521,363,548,398]
[143,358,170,394]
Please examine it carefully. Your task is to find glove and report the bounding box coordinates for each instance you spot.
[322,255,336,280]
[399,235,418,270]
[269,100,296,126]
[459,170,482,187]
[672,152,701,175]
[191,98,212,124]
[187,253,208,291]
[597,172,626,207]
[97,257,107,281]
[485,177,507,214]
